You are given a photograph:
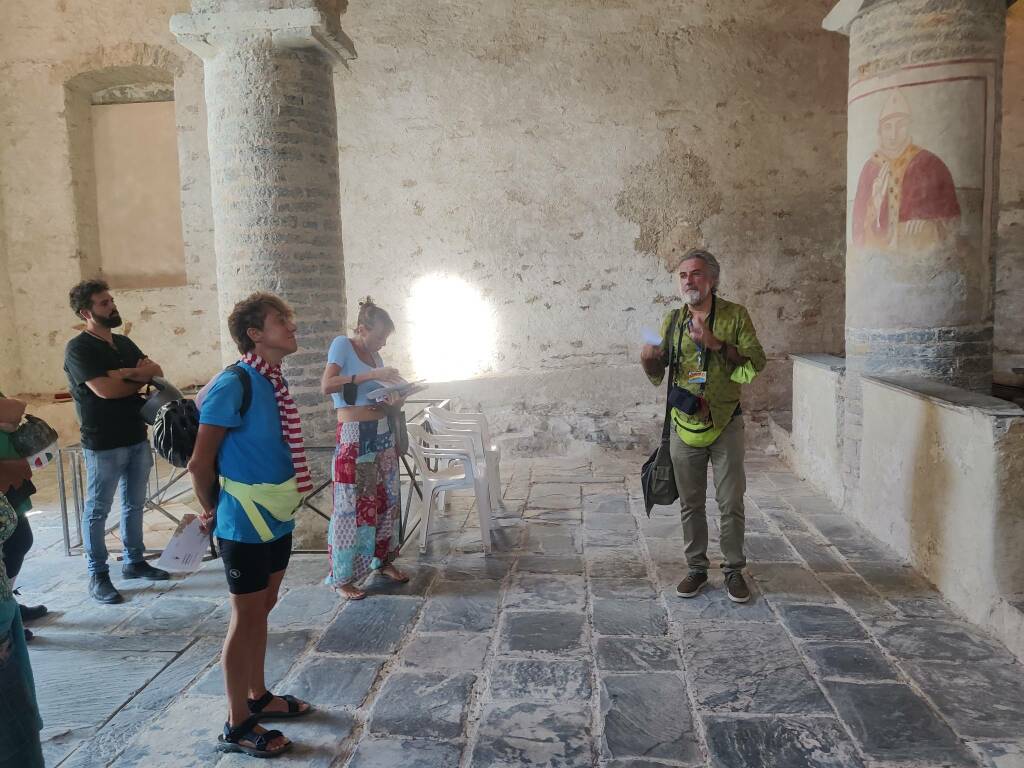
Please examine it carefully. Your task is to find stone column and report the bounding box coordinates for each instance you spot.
[171,1,354,446]
[824,0,1009,503]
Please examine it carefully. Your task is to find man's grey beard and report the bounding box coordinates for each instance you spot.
[682,289,704,305]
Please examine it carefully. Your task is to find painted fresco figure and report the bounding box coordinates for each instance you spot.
[852,88,961,252]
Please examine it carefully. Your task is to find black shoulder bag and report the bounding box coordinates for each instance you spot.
[641,309,680,517]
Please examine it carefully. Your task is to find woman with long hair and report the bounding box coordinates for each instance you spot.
[321,298,408,600]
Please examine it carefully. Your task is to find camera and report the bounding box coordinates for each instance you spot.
[668,385,703,416]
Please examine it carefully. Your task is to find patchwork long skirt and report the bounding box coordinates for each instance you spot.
[325,417,401,587]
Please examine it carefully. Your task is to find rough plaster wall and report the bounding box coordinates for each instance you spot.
[0,0,219,396]
[996,7,1024,386]
[333,1,849,428]
[0,166,23,389]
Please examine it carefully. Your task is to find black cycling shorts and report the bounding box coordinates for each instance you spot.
[217,533,293,595]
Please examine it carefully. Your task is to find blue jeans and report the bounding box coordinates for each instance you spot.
[82,441,153,574]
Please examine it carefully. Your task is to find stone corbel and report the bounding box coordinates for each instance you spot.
[170,7,357,63]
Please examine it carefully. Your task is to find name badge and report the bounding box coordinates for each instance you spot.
[687,370,707,385]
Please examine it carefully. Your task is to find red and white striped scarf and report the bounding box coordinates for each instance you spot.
[240,352,313,494]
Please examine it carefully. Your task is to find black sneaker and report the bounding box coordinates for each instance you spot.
[19,603,48,623]
[675,570,709,598]
[89,573,124,604]
[725,571,751,603]
[24,627,34,643]
[122,561,170,581]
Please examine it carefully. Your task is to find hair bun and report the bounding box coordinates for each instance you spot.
[359,295,375,308]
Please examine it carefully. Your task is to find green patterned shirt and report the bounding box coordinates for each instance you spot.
[647,296,766,446]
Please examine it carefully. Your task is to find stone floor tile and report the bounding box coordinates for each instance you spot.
[592,597,669,636]
[418,578,500,632]
[125,637,223,712]
[470,702,592,768]
[758,504,811,533]
[601,673,701,762]
[123,596,220,635]
[269,585,340,630]
[640,517,684,539]
[585,529,640,549]
[872,619,1015,663]
[802,641,898,681]
[442,553,514,581]
[968,740,1024,768]
[683,624,830,714]
[524,522,582,555]
[490,658,592,701]
[817,572,896,620]
[785,532,851,572]
[595,636,683,672]
[825,681,979,765]
[664,581,775,623]
[172,562,235,599]
[500,610,586,655]
[751,563,834,603]
[282,655,382,709]
[776,603,868,641]
[55,600,142,635]
[505,572,586,610]
[586,549,649,578]
[281,555,331,588]
[852,563,939,597]
[33,647,175,739]
[57,708,155,768]
[196,630,312,695]
[889,596,962,620]
[347,737,462,768]
[194,599,232,636]
[523,507,583,523]
[585,495,628,515]
[528,483,582,510]
[214,709,355,768]
[107,695,225,768]
[703,715,865,768]
[516,554,585,574]
[584,513,636,532]
[745,534,801,562]
[361,563,438,597]
[317,597,420,653]
[901,660,1024,740]
[590,577,658,600]
[368,671,475,739]
[401,631,491,670]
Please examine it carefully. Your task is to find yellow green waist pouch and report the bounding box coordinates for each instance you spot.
[220,476,302,542]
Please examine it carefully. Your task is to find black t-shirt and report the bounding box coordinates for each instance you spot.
[63,332,148,450]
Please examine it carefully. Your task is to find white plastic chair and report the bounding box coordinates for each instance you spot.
[424,406,503,511]
[407,423,493,554]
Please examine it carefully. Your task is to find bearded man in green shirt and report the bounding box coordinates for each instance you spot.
[641,248,766,603]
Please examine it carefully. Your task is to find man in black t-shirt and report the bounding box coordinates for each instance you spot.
[64,279,170,603]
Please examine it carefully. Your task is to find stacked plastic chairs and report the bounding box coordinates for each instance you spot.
[423,406,503,513]
[407,423,494,553]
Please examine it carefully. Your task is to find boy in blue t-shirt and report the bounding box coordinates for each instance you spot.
[188,292,312,758]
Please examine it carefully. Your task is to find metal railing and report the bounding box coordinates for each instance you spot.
[56,398,450,559]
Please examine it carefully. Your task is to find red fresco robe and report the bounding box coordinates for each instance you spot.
[852,145,961,250]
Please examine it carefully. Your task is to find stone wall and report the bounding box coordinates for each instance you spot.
[788,354,846,508]
[858,375,1024,662]
[4,1,844,447]
[996,6,1024,386]
[0,0,219,399]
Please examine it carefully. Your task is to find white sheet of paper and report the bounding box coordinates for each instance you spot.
[156,514,208,573]
[641,326,663,346]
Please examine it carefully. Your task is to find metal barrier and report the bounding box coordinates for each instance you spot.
[57,399,450,558]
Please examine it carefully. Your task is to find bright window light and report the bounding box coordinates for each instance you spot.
[408,273,497,382]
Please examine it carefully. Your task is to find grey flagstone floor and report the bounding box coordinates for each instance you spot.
[15,450,1024,768]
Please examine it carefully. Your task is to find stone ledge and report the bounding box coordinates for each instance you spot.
[171,7,356,61]
[862,374,1024,418]
[790,353,846,373]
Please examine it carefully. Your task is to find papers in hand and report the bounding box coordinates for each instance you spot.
[156,514,208,573]
[641,326,663,346]
[366,379,428,403]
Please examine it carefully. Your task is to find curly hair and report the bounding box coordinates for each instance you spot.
[68,279,110,318]
[227,292,294,353]
[355,296,395,333]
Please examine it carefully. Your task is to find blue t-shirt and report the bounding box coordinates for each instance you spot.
[327,336,384,408]
[199,363,296,544]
